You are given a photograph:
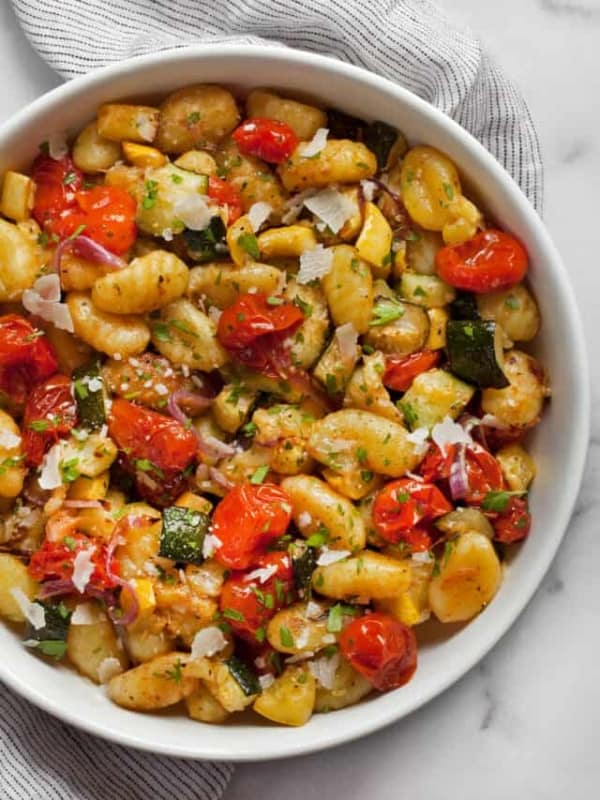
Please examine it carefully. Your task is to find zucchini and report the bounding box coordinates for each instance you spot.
[326,108,365,140]
[158,506,210,563]
[363,121,398,170]
[399,368,475,430]
[24,600,71,660]
[398,272,456,309]
[72,359,106,430]
[450,291,479,320]
[446,320,509,389]
[225,655,261,697]
[182,216,228,263]
[291,544,318,592]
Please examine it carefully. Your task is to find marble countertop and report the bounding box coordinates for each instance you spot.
[0,0,598,797]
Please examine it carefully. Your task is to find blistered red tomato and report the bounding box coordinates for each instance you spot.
[28,532,119,592]
[339,612,418,691]
[212,482,293,570]
[108,398,197,505]
[419,442,504,505]
[383,351,440,392]
[22,375,78,467]
[0,315,58,405]
[208,176,242,225]
[217,292,304,376]
[493,496,531,544]
[32,153,136,254]
[435,229,528,293]
[372,478,452,550]
[232,118,299,164]
[219,551,294,641]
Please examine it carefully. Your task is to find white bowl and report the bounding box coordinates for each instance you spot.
[0,44,589,761]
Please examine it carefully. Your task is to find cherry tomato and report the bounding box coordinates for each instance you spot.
[28,532,119,592]
[208,176,242,225]
[217,292,304,376]
[232,118,299,164]
[74,186,137,254]
[383,351,440,392]
[339,612,417,691]
[212,482,293,570]
[108,398,197,506]
[31,154,83,232]
[0,315,58,405]
[493,497,531,544]
[372,478,452,550]
[22,375,78,467]
[435,229,528,293]
[219,551,294,642]
[419,442,504,505]
[32,153,136,254]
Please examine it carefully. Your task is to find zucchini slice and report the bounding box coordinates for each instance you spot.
[446,320,509,389]
[449,291,479,320]
[291,545,317,592]
[24,600,71,660]
[182,216,228,263]
[363,121,398,171]
[158,506,210,563]
[72,359,106,430]
[226,655,261,697]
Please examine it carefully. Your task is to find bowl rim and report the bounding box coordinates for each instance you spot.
[0,42,590,761]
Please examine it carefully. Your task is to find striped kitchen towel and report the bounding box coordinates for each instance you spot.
[3,2,543,799]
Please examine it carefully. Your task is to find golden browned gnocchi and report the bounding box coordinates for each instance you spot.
[0,83,547,729]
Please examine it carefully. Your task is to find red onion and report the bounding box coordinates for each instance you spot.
[208,467,234,491]
[449,443,470,500]
[51,235,126,273]
[168,390,235,460]
[167,390,212,421]
[38,579,76,599]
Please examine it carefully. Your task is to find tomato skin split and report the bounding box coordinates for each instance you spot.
[232,118,299,164]
[383,351,440,392]
[436,229,528,293]
[0,314,59,406]
[493,497,531,544]
[211,482,293,570]
[340,612,418,691]
[22,375,78,467]
[419,442,504,505]
[372,478,452,551]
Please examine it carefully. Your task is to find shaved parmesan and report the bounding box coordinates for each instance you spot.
[298,511,312,528]
[98,657,123,684]
[360,179,378,202]
[72,548,96,593]
[244,564,278,584]
[479,413,508,430]
[309,652,340,690]
[173,194,212,231]
[86,377,103,393]
[48,132,68,160]
[304,188,355,234]
[297,244,333,284]
[258,673,275,690]
[285,650,314,664]
[281,188,317,225]
[247,201,273,232]
[334,322,358,364]
[431,416,472,453]
[22,274,74,333]
[412,551,434,564]
[316,548,351,567]
[300,127,329,158]
[161,228,174,242]
[0,429,21,449]
[191,626,228,660]
[202,533,222,560]
[10,588,46,630]
[71,602,106,626]
[305,600,325,620]
[38,442,63,490]
[406,426,430,450]
[137,117,156,143]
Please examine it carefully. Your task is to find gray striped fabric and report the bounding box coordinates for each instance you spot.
[3,2,543,798]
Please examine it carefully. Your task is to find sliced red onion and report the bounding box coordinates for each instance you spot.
[110,577,139,626]
[449,443,469,500]
[208,467,234,491]
[168,389,212,420]
[168,389,234,460]
[38,579,76,599]
[51,235,127,273]
[63,499,103,509]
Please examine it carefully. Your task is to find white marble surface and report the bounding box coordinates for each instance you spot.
[0,1,599,797]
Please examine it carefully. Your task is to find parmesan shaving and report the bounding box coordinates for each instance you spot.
[202,533,222,560]
[98,657,123,684]
[298,511,313,528]
[305,600,325,620]
[334,322,358,364]
[303,187,355,234]
[72,548,96,593]
[47,132,68,160]
[191,626,228,660]
[247,201,273,233]
[38,442,63,490]
[360,179,378,202]
[244,564,278,584]
[285,651,314,664]
[173,194,212,231]
[258,673,275,690]
[22,274,74,333]
[316,548,351,567]
[431,416,472,453]
[406,426,430,451]
[309,652,340,690]
[297,244,333,284]
[300,127,329,158]
[136,117,156,143]
[10,589,46,630]
[412,551,434,564]
[0,429,21,449]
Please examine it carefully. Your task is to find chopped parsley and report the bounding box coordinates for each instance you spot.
[279,625,294,648]
[73,379,89,400]
[133,458,165,479]
[481,490,524,513]
[443,182,455,201]
[266,296,285,306]
[171,173,184,184]
[355,446,367,465]
[142,179,159,210]
[187,111,202,124]
[164,658,184,684]
[0,456,24,476]
[34,640,68,659]
[241,421,257,437]
[327,603,357,633]
[28,420,50,432]
[59,457,80,483]
[152,322,172,342]
[305,528,329,548]
[237,232,260,260]
[63,171,78,186]
[250,465,269,484]
[222,608,245,622]
[398,400,418,429]
[505,295,520,310]
[370,298,405,327]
